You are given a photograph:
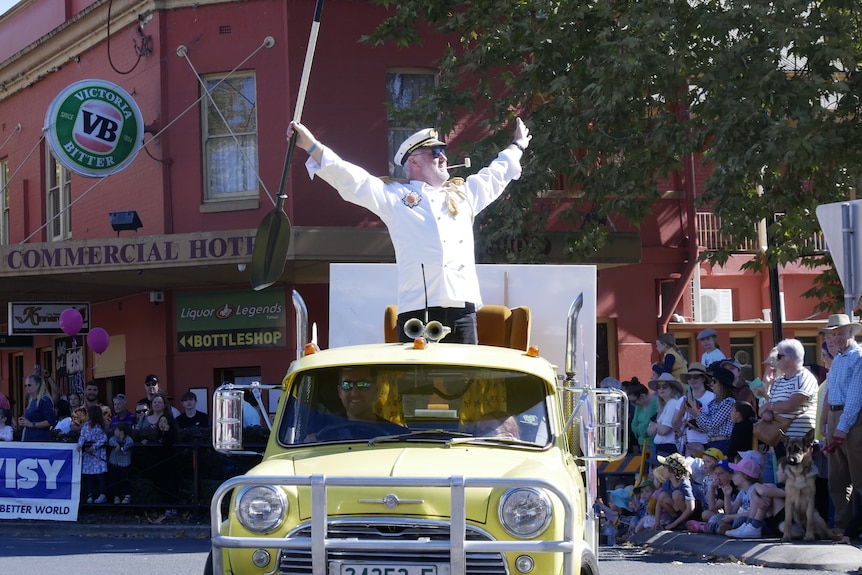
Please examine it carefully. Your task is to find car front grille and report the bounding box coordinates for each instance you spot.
[278,519,508,575]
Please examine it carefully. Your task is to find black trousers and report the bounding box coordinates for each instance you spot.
[396,305,477,344]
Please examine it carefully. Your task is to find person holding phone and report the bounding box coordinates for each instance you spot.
[677,363,715,457]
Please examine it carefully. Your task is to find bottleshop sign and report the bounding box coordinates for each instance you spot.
[0,230,256,278]
[8,302,90,336]
[44,79,144,177]
[176,288,287,352]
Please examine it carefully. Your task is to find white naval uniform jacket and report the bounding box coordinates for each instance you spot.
[305,147,522,313]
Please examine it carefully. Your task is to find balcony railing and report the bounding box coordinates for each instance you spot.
[696,212,826,253]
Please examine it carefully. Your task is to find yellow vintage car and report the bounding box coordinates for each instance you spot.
[208,297,626,575]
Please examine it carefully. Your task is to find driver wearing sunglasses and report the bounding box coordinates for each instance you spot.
[304,366,407,442]
[337,366,379,422]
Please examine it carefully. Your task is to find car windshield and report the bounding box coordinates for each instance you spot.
[278,364,550,447]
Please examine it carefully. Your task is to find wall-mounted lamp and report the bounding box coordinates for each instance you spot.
[109,210,143,236]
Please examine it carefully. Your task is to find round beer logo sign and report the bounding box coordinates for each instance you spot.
[44,79,144,178]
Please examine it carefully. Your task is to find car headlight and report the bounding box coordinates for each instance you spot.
[498,487,552,538]
[236,485,287,533]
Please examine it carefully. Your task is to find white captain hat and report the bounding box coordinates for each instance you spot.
[394,128,447,166]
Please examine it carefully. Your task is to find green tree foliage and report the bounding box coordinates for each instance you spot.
[363,0,862,308]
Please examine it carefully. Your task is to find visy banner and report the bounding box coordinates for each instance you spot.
[0,443,81,521]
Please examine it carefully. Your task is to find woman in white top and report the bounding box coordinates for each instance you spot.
[676,363,716,457]
[647,373,686,458]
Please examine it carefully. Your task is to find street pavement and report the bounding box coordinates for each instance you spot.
[4,519,862,571]
[628,529,862,571]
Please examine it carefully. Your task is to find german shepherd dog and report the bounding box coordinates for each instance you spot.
[782,430,833,542]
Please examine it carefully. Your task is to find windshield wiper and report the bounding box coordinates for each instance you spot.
[448,436,536,447]
[368,429,472,445]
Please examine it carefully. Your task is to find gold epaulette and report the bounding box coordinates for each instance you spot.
[448,177,465,186]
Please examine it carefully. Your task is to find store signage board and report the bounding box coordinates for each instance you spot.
[8,302,91,335]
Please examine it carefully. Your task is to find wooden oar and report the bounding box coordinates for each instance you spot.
[250,0,325,291]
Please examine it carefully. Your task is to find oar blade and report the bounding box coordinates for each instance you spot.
[250,208,292,291]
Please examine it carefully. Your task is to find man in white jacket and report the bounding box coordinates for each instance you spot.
[288,118,531,343]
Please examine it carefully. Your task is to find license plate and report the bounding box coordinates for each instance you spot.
[332,562,441,575]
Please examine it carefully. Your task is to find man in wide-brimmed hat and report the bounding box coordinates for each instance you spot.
[679,362,714,456]
[819,313,862,529]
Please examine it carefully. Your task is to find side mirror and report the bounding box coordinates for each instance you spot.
[213,387,247,454]
[593,388,628,458]
[561,386,628,461]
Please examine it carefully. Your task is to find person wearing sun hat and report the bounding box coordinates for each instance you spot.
[287,118,531,345]
[689,366,736,455]
[818,313,862,530]
[653,452,696,531]
[647,373,686,459]
[690,446,724,512]
[687,457,737,533]
[678,362,715,457]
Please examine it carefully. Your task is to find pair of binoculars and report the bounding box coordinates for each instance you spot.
[403,319,451,343]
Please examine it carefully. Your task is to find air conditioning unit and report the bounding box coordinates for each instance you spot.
[699,289,733,323]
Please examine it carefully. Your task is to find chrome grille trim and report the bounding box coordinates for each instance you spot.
[210,475,576,575]
[278,520,507,575]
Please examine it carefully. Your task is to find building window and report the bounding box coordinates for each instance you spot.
[202,72,258,203]
[729,336,757,382]
[1,157,9,245]
[46,152,71,241]
[386,71,435,178]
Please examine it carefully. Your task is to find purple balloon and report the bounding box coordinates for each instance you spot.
[59,308,83,337]
[87,327,110,355]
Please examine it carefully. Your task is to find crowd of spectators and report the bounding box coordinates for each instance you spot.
[603,315,862,544]
[0,373,224,507]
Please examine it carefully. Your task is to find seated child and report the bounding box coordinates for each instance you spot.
[725,457,786,539]
[631,479,656,534]
[596,487,635,545]
[707,456,762,536]
[688,459,737,532]
[653,453,697,530]
[690,447,725,509]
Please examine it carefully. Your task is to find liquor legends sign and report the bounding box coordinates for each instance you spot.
[44,79,144,177]
[176,289,287,352]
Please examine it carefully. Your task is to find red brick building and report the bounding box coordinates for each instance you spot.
[0,0,829,413]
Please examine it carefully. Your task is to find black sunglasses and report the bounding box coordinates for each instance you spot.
[340,380,373,391]
[776,353,785,360]
[419,146,447,159]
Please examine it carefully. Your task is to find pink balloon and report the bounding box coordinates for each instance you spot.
[87,327,110,354]
[60,308,83,337]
